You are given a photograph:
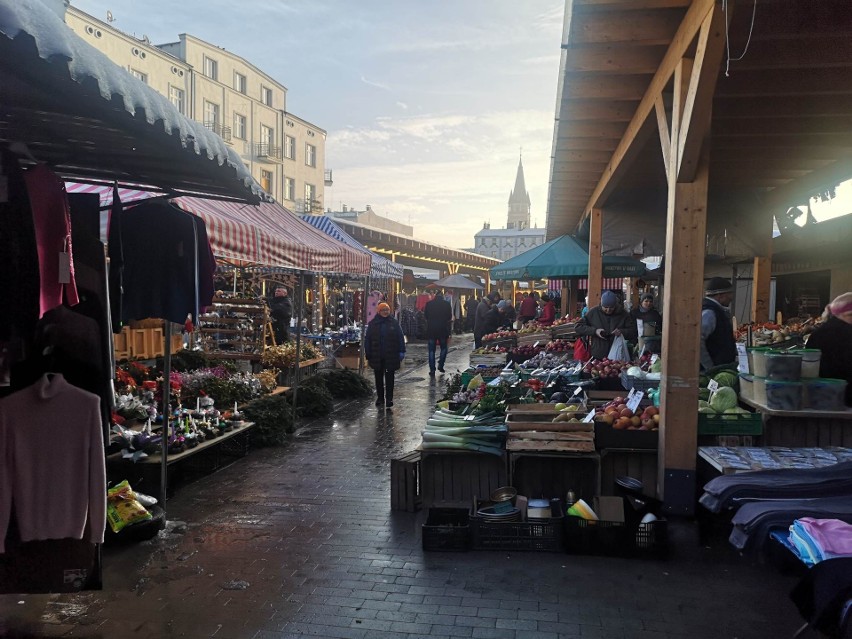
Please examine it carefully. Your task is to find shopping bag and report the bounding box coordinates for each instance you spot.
[607,334,631,362]
[574,336,591,362]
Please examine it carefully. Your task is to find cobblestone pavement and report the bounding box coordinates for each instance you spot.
[1,337,812,638]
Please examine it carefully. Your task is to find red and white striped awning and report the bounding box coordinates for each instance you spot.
[172,197,371,275]
[549,278,625,290]
[64,181,165,208]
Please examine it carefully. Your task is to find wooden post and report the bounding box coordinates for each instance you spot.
[587,209,603,308]
[568,279,578,318]
[561,279,570,317]
[752,242,772,323]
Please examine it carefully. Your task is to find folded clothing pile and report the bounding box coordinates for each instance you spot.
[788,518,852,566]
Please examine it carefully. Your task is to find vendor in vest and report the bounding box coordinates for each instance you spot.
[700,277,738,371]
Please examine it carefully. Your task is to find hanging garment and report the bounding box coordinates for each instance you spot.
[365,290,383,325]
[111,201,215,325]
[0,374,106,553]
[22,164,79,317]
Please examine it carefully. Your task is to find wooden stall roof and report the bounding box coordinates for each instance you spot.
[546,0,852,240]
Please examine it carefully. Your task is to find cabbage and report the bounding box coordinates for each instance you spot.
[698,400,711,410]
[650,358,662,373]
[626,366,644,378]
[698,375,710,388]
[709,386,738,413]
[698,388,711,401]
[713,372,738,388]
[723,407,750,415]
[698,406,716,414]
[644,372,661,380]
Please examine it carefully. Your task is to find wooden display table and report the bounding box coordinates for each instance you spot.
[419,449,508,508]
[739,396,852,447]
[107,422,255,496]
[698,445,852,476]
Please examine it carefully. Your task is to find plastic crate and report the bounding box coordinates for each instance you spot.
[620,372,661,393]
[564,515,668,557]
[696,412,763,435]
[422,508,470,551]
[470,501,564,552]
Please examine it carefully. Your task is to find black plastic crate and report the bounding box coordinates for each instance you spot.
[564,515,668,558]
[422,508,470,551]
[470,501,564,552]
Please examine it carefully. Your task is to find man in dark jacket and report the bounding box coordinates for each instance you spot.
[700,277,737,371]
[473,293,495,348]
[424,292,453,375]
[575,290,637,360]
[269,287,293,343]
[365,302,406,409]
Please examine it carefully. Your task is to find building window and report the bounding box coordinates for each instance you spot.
[305,143,316,167]
[261,85,273,107]
[492,251,498,258]
[203,100,220,128]
[261,125,273,146]
[233,113,246,140]
[304,183,317,209]
[203,56,218,80]
[169,86,185,114]
[260,170,273,193]
[234,71,247,94]
[130,69,147,83]
[284,177,295,201]
[284,135,296,160]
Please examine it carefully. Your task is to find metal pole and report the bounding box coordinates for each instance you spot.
[291,271,305,425]
[359,275,370,374]
[160,321,172,512]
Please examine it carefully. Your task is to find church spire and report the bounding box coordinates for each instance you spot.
[507,154,531,229]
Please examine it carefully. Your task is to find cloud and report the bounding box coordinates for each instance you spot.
[396,101,409,110]
[360,75,391,91]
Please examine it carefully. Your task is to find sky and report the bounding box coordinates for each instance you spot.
[70,0,565,250]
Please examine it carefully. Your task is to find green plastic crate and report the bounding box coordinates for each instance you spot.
[697,412,762,435]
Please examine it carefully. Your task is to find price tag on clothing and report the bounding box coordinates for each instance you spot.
[626,391,644,413]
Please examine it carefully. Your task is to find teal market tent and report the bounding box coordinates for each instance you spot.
[489,234,645,280]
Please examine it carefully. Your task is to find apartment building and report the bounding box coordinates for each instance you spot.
[65,6,327,211]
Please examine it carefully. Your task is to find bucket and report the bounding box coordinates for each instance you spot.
[753,377,767,405]
[738,373,754,402]
[764,380,802,411]
[764,352,802,381]
[797,349,822,379]
[804,378,847,411]
[749,348,772,377]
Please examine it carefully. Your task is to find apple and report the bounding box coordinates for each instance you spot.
[613,417,631,430]
[640,418,654,429]
[653,414,661,424]
[630,416,641,427]
[645,406,659,417]
[619,408,633,418]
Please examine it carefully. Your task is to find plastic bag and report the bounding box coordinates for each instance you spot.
[573,336,591,362]
[106,480,152,533]
[467,374,484,390]
[607,334,631,362]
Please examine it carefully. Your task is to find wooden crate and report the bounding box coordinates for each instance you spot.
[114,326,131,360]
[516,331,551,346]
[509,452,600,503]
[391,451,422,512]
[421,450,508,508]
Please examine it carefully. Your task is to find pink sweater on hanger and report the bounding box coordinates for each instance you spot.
[0,374,106,553]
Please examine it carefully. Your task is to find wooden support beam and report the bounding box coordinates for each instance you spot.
[561,73,650,100]
[753,252,772,323]
[654,95,671,177]
[567,281,577,318]
[582,0,715,215]
[587,209,603,309]
[573,0,691,10]
[562,44,667,75]
[676,5,726,182]
[570,9,683,46]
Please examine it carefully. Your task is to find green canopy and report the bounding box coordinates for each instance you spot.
[489,234,645,280]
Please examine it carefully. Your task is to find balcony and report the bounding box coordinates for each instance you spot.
[255,143,283,161]
[324,169,333,187]
[203,121,232,143]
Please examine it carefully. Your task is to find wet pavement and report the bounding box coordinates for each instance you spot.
[0,338,814,638]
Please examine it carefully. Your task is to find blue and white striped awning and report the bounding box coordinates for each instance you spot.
[300,215,403,279]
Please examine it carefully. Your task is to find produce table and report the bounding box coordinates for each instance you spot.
[739,396,852,447]
[698,445,852,475]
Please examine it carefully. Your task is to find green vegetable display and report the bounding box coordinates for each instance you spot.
[709,386,738,413]
[713,371,738,388]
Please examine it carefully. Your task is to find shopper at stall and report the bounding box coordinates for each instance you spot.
[700,277,738,371]
[269,287,293,343]
[574,290,636,360]
[473,293,495,348]
[364,302,405,410]
[464,295,478,332]
[424,292,453,376]
[518,292,538,325]
[805,292,852,406]
[482,300,509,337]
[538,294,556,326]
[630,292,663,334]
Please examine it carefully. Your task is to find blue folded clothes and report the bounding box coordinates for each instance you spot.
[700,461,852,514]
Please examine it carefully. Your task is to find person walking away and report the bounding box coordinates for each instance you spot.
[518,292,537,326]
[630,292,663,334]
[804,292,852,406]
[464,295,478,332]
[575,290,637,360]
[538,294,556,326]
[269,287,293,344]
[364,302,405,410]
[424,292,453,376]
[473,293,495,348]
[700,277,738,372]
